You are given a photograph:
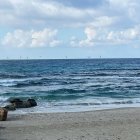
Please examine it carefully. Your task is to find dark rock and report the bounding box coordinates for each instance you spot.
[4,105,16,111]
[0,108,8,121]
[12,101,27,108]
[12,98,37,108]
[10,98,23,104]
[27,99,37,107]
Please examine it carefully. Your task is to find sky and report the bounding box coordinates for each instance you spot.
[0,0,140,59]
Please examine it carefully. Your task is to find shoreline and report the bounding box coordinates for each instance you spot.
[1,107,140,140]
[8,104,140,115]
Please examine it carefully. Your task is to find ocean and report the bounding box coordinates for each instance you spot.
[0,59,140,113]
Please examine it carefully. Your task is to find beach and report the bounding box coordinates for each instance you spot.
[1,107,140,140]
[1,59,140,140]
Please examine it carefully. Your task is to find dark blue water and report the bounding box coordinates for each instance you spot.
[0,59,140,113]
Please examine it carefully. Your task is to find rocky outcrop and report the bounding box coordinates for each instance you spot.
[10,98,23,104]
[27,99,37,107]
[0,108,8,121]
[9,98,37,108]
[0,98,37,121]
[4,105,16,111]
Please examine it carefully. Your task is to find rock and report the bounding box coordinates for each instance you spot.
[10,98,25,108]
[10,98,23,104]
[27,99,37,107]
[12,98,37,108]
[12,101,26,108]
[4,105,16,111]
[0,108,8,121]
[12,101,30,108]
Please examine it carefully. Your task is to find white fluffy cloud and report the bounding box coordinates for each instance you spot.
[71,25,140,47]
[89,16,117,27]
[71,27,96,47]
[1,0,140,49]
[106,26,140,44]
[1,28,61,48]
[79,27,96,47]
[0,0,140,29]
[0,0,121,29]
[0,0,97,28]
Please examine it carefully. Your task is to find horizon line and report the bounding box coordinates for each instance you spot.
[0,58,140,61]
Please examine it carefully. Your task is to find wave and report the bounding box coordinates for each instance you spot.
[0,94,139,106]
[0,73,28,79]
[0,77,139,88]
[70,73,111,77]
[136,73,140,76]
[0,88,86,100]
[50,99,140,107]
[37,94,83,101]
[1,71,140,87]
[47,88,86,95]
[0,96,9,102]
[0,79,28,87]
[1,70,140,80]
[0,77,51,87]
[69,71,140,78]
[0,77,86,87]
[54,100,134,106]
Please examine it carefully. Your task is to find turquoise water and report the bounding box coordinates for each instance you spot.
[0,59,140,113]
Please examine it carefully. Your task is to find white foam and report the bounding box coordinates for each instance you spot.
[0,96,9,106]
[8,98,140,114]
[0,96,9,102]
[0,77,42,87]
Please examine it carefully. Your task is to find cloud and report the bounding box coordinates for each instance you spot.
[1,0,139,30]
[71,25,140,47]
[0,0,98,28]
[89,16,117,27]
[1,28,61,48]
[1,0,140,50]
[0,0,13,9]
[0,0,117,29]
[108,0,140,22]
[71,27,96,47]
[106,25,140,44]
[0,0,140,28]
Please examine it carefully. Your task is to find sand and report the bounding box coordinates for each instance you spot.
[1,108,140,140]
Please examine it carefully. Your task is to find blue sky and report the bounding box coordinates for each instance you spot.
[0,0,140,59]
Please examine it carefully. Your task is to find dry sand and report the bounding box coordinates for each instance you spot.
[1,108,140,140]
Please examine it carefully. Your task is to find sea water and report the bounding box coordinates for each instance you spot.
[0,59,140,113]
